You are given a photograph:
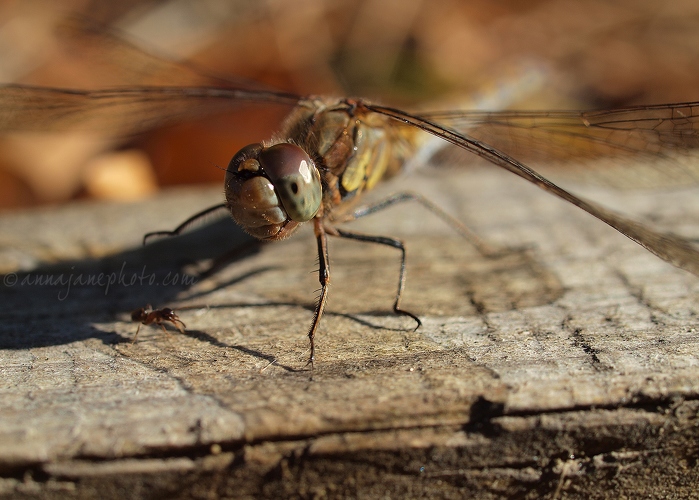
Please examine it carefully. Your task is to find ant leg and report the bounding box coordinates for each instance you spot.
[159,324,172,339]
[172,318,187,333]
[132,324,142,344]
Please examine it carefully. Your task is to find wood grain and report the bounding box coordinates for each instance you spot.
[1,165,699,499]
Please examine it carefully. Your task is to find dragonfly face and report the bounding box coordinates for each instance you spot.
[224,142,322,240]
[223,97,416,245]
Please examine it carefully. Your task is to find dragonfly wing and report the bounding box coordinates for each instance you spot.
[367,103,699,277]
[48,17,288,91]
[0,85,301,134]
[0,18,302,136]
[417,104,699,188]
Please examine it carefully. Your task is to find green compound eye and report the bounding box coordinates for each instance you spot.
[259,143,322,222]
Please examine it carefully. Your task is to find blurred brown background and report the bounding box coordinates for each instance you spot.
[1,0,698,209]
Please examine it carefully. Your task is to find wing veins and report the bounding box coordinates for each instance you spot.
[368,103,699,276]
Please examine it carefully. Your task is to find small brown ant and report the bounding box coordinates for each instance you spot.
[130,305,186,342]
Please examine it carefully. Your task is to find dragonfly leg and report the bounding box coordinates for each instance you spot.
[335,191,498,256]
[142,203,229,245]
[307,218,331,368]
[140,201,263,278]
[332,227,422,330]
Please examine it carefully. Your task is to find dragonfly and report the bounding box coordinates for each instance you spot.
[2,24,699,364]
[3,83,699,364]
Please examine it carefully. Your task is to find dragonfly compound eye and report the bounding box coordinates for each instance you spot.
[225,143,290,239]
[259,143,322,222]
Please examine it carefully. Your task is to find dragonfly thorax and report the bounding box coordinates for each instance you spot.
[224,142,322,240]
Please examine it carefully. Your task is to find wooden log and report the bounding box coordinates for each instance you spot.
[1,164,698,499]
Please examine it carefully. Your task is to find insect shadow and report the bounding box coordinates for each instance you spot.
[0,217,261,350]
[0,208,562,365]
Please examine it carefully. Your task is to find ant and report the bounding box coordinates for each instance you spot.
[130,305,186,343]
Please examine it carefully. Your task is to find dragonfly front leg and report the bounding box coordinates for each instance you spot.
[142,203,229,245]
[307,218,331,368]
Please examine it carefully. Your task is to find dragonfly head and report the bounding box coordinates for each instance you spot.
[224,142,322,240]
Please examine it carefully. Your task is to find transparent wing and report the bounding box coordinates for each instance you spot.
[0,17,301,136]
[366,102,699,277]
[0,85,301,134]
[52,17,289,91]
[418,104,699,188]
[419,104,699,159]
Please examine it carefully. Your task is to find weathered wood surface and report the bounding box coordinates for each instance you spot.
[1,164,699,499]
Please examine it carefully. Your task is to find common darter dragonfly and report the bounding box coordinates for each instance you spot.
[2,33,699,365]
